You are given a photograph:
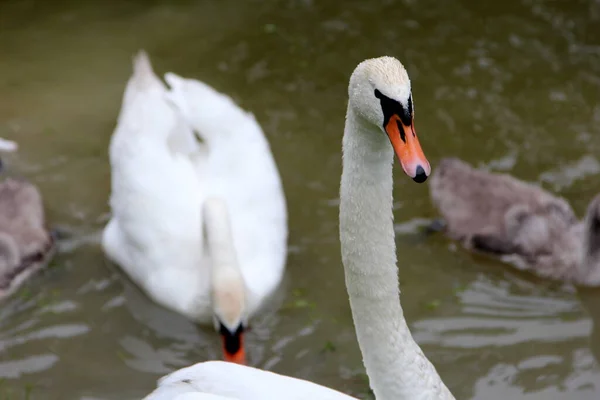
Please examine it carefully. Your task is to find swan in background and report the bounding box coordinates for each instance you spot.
[429,157,600,286]
[0,139,55,300]
[143,57,454,400]
[0,138,18,152]
[102,51,287,364]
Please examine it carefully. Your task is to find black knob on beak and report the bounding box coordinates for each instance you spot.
[412,165,427,183]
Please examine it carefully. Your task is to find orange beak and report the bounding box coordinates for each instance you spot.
[222,332,246,365]
[384,115,430,183]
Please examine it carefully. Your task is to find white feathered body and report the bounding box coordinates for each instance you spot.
[102,54,287,323]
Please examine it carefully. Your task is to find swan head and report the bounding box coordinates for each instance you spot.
[348,57,430,183]
[211,270,248,365]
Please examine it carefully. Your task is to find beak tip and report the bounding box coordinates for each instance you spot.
[412,165,428,183]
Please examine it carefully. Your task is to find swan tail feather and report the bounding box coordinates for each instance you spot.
[130,50,165,92]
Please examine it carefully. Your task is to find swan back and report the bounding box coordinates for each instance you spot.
[144,361,355,400]
[164,73,288,316]
[103,52,209,319]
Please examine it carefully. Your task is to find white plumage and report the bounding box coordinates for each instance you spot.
[102,51,287,335]
[141,56,454,400]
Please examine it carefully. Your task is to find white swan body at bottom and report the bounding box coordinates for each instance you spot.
[144,361,354,400]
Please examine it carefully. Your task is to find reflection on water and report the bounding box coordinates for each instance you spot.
[0,0,599,399]
[540,155,600,192]
[471,349,598,400]
[412,275,599,399]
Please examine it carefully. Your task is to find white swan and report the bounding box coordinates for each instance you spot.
[143,57,455,400]
[102,52,288,365]
[0,138,17,152]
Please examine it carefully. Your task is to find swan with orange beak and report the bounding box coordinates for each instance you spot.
[348,59,430,183]
[103,52,288,368]
[374,89,429,182]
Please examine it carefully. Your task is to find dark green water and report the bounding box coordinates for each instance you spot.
[0,0,599,399]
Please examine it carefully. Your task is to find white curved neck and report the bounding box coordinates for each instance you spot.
[339,106,453,400]
[203,198,247,328]
[203,199,241,275]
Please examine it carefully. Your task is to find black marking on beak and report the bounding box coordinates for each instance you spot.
[374,89,412,128]
[219,321,244,355]
[413,165,427,183]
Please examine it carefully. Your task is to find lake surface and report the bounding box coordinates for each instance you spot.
[0,0,599,399]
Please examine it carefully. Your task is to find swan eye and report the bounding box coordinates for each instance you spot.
[373,89,412,129]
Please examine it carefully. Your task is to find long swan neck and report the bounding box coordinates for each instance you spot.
[339,105,453,400]
[204,198,247,327]
[203,198,248,333]
[204,198,239,269]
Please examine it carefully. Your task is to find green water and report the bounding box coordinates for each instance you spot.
[0,0,599,399]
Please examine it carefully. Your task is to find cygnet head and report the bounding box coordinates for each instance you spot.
[348,57,430,183]
[204,197,248,365]
[582,194,600,285]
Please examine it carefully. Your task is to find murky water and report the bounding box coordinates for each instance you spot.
[1,0,599,398]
